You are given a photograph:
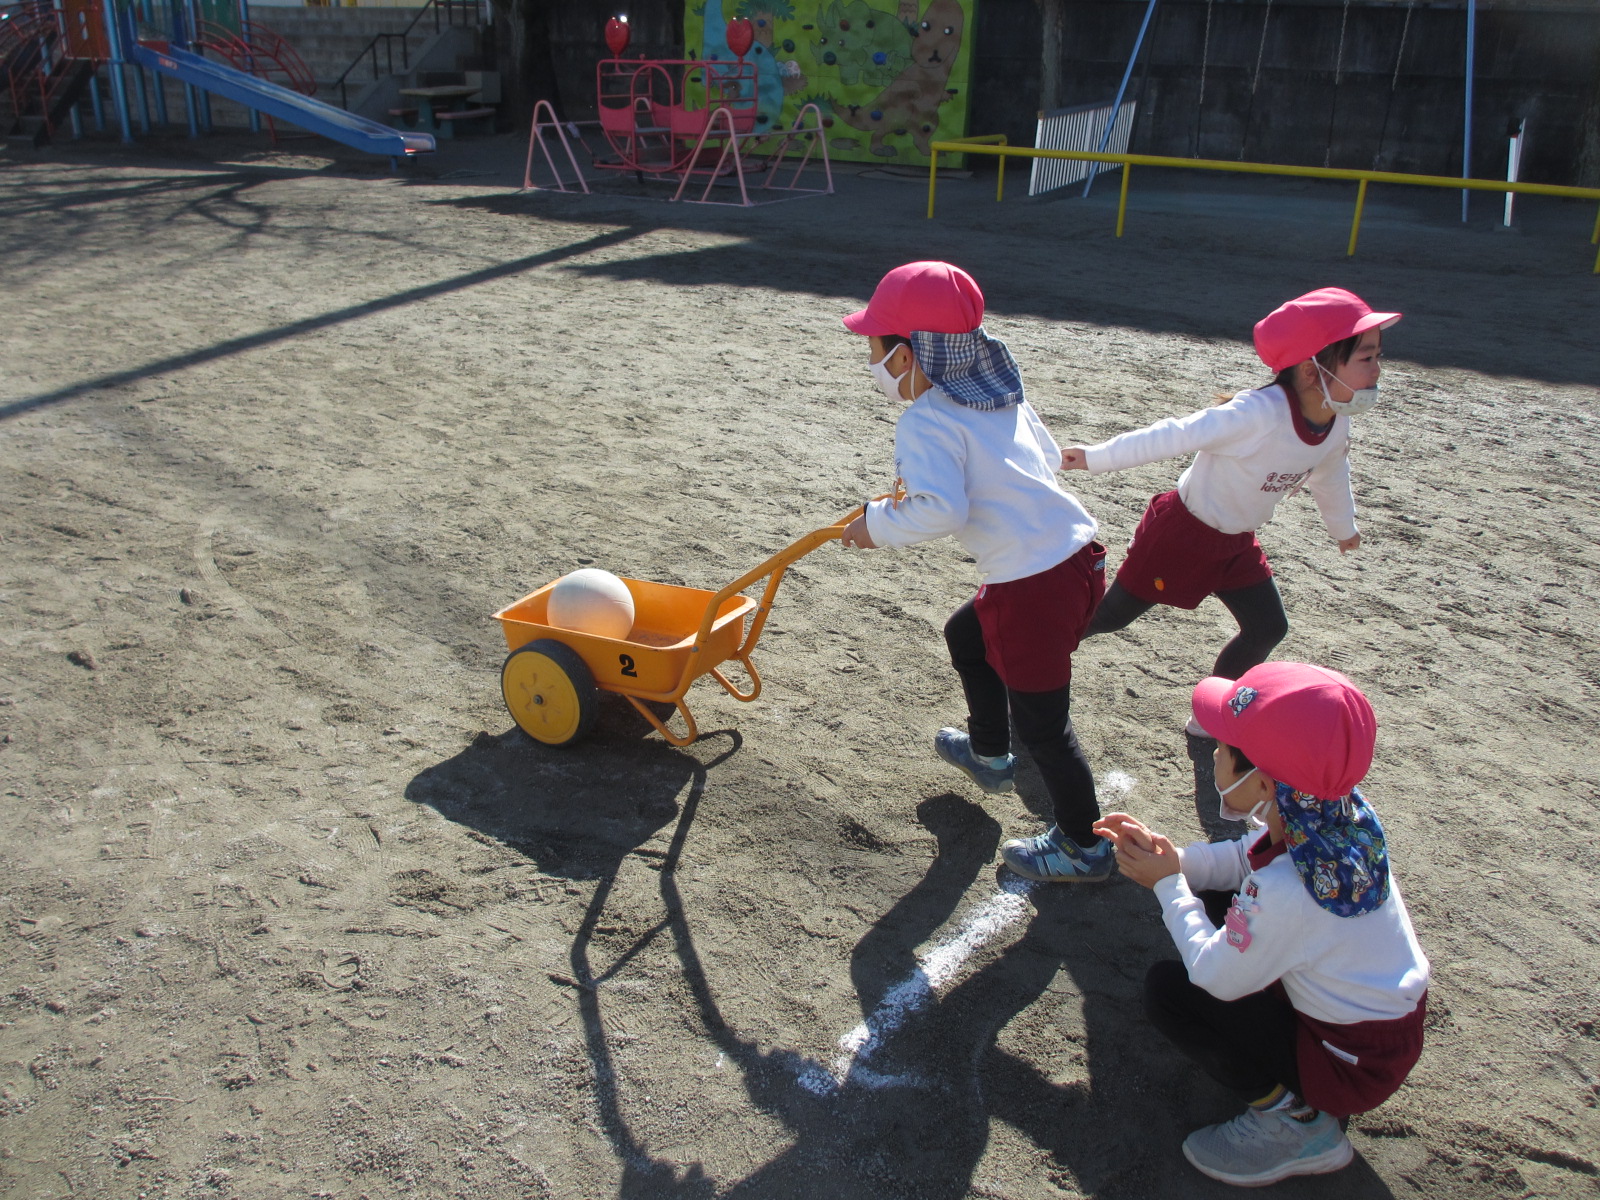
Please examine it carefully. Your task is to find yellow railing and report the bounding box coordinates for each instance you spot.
[925,142,1600,274]
[935,133,1009,204]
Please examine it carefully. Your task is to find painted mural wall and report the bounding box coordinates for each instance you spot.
[683,0,977,166]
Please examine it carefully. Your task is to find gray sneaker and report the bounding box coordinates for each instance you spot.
[1182,1106,1353,1186]
[1000,826,1114,883]
[933,727,1016,794]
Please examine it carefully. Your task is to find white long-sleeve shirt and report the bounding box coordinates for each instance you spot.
[1083,385,1358,540]
[863,387,1097,584]
[1153,836,1430,1026]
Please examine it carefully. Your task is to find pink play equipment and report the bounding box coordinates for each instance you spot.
[522,15,831,207]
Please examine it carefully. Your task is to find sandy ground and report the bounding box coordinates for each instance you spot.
[2,125,1598,1200]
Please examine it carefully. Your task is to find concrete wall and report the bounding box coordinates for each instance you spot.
[495,0,682,123]
[971,0,1600,186]
[249,6,440,89]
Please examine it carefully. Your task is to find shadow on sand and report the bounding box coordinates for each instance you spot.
[406,719,1397,1199]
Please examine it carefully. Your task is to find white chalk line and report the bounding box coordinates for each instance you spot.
[794,769,1138,1097]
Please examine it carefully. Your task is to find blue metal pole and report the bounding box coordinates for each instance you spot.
[168,0,199,135]
[132,63,152,133]
[101,0,135,143]
[185,0,212,131]
[1084,0,1157,198]
[1462,0,1475,221]
[88,73,105,131]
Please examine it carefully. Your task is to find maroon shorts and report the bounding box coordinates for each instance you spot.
[1291,989,1428,1119]
[974,541,1107,692]
[1114,490,1272,610]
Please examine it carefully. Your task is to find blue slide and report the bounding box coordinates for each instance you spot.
[125,40,435,158]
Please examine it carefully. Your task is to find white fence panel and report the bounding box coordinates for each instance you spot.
[1029,99,1137,197]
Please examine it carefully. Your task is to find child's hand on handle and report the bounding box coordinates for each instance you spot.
[1093,812,1180,889]
[1338,533,1362,554]
[840,513,876,550]
[1060,447,1089,471]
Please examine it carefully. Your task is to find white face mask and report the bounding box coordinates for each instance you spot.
[1315,361,1380,417]
[869,352,910,404]
[1217,767,1268,827]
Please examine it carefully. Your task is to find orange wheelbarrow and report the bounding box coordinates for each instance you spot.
[492,502,870,747]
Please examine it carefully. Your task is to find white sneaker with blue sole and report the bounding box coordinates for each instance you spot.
[1182,1106,1353,1186]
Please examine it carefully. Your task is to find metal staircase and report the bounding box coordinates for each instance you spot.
[1,0,97,146]
[327,0,481,110]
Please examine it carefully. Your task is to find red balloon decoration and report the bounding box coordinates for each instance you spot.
[604,15,630,56]
[725,17,754,59]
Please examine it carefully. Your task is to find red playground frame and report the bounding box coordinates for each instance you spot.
[521,17,832,208]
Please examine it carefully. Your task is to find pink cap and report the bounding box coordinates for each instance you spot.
[1253,287,1401,372]
[1191,662,1376,799]
[842,261,984,337]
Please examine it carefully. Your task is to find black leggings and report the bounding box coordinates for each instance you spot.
[1145,956,1303,1102]
[944,598,1099,846]
[1085,576,1289,680]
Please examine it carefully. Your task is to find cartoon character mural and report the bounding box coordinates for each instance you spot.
[831,0,963,157]
[684,0,977,166]
[810,0,910,88]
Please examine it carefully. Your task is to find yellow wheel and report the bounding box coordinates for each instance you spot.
[501,639,598,747]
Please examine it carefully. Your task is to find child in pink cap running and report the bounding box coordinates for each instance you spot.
[838,261,1113,883]
[1094,661,1430,1187]
[1064,288,1401,736]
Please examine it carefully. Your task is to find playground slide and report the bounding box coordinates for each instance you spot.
[125,40,435,158]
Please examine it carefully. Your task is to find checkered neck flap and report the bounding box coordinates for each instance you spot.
[910,327,1024,411]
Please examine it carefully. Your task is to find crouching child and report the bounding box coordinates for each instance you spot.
[1094,661,1429,1187]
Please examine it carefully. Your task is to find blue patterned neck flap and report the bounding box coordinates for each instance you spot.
[1276,782,1390,917]
[909,327,1024,411]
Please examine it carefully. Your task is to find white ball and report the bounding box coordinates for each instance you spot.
[547,568,635,640]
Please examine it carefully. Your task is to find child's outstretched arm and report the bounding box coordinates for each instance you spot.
[1063,400,1268,477]
[1305,444,1360,553]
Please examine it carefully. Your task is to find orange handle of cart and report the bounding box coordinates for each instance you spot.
[683,497,877,666]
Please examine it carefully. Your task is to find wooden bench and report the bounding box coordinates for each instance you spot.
[436,106,496,128]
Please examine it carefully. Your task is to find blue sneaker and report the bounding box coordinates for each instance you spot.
[1000,826,1114,883]
[1182,1106,1353,1186]
[934,727,1015,794]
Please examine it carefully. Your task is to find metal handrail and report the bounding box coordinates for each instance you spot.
[926,141,1600,275]
[198,18,317,96]
[330,0,481,110]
